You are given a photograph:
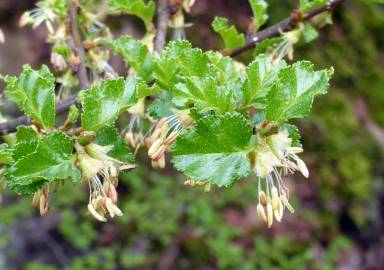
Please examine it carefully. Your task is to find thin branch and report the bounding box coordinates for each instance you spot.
[68,0,90,89]
[154,0,170,52]
[0,95,78,135]
[230,0,347,57]
[0,0,347,135]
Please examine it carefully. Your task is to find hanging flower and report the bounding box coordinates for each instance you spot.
[253,129,308,227]
[75,143,134,222]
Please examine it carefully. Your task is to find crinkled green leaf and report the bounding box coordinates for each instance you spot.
[172,113,253,187]
[108,0,155,28]
[241,55,285,107]
[15,125,38,143]
[0,144,13,164]
[95,126,134,164]
[266,61,332,122]
[7,132,80,194]
[12,125,39,162]
[212,17,245,51]
[4,65,56,128]
[173,76,237,113]
[107,36,154,81]
[147,92,174,119]
[154,40,210,90]
[80,77,144,131]
[12,141,38,162]
[249,0,268,31]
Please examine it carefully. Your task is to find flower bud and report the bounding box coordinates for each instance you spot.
[164,131,178,145]
[271,186,279,209]
[266,202,273,228]
[88,203,107,222]
[259,191,267,206]
[151,145,167,161]
[296,158,309,178]
[19,12,31,27]
[257,203,267,223]
[148,138,163,158]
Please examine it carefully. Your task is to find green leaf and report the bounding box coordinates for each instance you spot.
[80,77,143,131]
[95,127,135,164]
[154,40,210,90]
[266,61,332,122]
[147,92,174,119]
[4,65,56,128]
[241,55,285,107]
[68,105,79,124]
[303,23,319,43]
[212,17,245,51]
[0,144,13,164]
[107,36,154,81]
[172,76,237,113]
[12,125,39,162]
[299,0,327,12]
[249,0,269,31]
[15,125,38,143]
[172,113,253,187]
[108,0,155,28]
[7,132,81,194]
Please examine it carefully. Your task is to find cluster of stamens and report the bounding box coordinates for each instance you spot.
[184,179,211,192]
[32,184,50,216]
[76,143,133,222]
[253,130,308,227]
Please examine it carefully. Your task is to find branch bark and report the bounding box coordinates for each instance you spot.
[68,0,89,89]
[154,0,170,52]
[0,0,346,135]
[230,0,347,57]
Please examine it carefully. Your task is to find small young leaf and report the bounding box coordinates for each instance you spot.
[68,105,79,124]
[108,0,155,28]
[303,23,319,43]
[299,0,328,12]
[212,17,245,51]
[7,131,80,194]
[249,0,269,31]
[154,40,210,90]
[107,36,154,81]
[95,126,135,164]
[266,61,332,122]
[4,65,56,128]
[172,112,253,187]
[0,144,13,164]
[80,77,143,131]
[241,55,285,107]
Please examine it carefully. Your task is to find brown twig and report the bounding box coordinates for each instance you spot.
[67,0,89,89]
[154,0,170,52]
[230,0,347,57]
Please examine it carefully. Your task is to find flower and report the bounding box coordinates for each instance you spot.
[75,143,134,222]
[268,24,304,64]
[146,109,194,169]
[124,98,146,151]
[32,184,50,216]
[253,129,308,227]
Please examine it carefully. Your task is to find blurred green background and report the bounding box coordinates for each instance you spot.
[0,0,383,269]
